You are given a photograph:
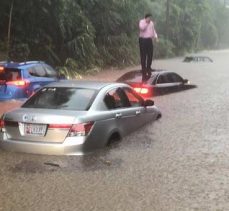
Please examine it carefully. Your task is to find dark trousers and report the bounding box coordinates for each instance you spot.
[139,37,153,81]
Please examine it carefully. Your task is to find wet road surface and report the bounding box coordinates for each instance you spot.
[1,50,229,211]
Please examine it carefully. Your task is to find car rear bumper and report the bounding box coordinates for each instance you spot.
[0,136,88,155]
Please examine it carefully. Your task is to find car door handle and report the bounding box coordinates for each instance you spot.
[136,110,141,115]
[115,113,122,118]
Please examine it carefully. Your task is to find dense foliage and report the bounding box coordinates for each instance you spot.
[0,0,229,71]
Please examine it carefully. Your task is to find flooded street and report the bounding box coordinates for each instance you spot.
[1,50,229,210]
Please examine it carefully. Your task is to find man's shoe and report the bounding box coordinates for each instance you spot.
[146,71,151,79]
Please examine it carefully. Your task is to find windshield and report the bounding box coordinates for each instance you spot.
[22,87,97,111]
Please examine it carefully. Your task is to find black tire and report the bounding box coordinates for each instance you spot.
[156,113,162,120]
[107,132,121,146]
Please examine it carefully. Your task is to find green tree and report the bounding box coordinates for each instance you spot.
[1,0,229,71]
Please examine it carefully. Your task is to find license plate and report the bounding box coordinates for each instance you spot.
[19,123,47,136]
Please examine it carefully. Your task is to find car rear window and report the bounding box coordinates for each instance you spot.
[117,72,143,83]
[22,87,97,111]
[0,68,21,82]
[118,71,157,83]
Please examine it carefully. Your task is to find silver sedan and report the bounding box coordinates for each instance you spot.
[0,80,161,155]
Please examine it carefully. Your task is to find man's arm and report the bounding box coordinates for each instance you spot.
[139,19,148,31]
[152,21,158,39]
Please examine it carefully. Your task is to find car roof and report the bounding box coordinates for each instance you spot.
[118,69,172,79]
[125,69,170,75]
[0,61,45,69]
[117,69,182,84]
[45,80,118,90]
[183,56,213,62]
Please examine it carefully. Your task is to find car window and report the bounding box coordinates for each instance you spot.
[167,73,183,83]
[184,56,213,63]
[123,88,144,107]
[104,88,130,109]
[28,65,46,77]
[203,57,212,62]
[183,57,193,62]
[156,74,169,84]
[0,68,21,81]
[171,73,183,83]
[22,87,97,111]
[43,64,57,77]
[166,73,174,83]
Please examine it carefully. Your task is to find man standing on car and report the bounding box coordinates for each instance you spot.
[139,13,158,82]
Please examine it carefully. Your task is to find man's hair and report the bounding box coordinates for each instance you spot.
[145,13,152,19]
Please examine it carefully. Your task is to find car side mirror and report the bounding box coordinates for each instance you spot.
[144,99,154,107]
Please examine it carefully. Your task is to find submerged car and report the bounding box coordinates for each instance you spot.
[117,70,194,98]
[0,61,61,101]
[0,80,161,155]
[183,56,213,63]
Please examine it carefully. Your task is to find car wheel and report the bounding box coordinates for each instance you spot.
[107,132,121,146]
[156,113,162,120]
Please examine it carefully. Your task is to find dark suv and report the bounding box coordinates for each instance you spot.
[0,61,62,100]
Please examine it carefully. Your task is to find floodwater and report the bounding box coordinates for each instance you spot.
[1,50,229,210]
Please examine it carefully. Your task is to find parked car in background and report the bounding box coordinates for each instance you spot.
[0,81,161,155]
[117,70,195,98]
[0,61,62,101]
[183,56,213,63]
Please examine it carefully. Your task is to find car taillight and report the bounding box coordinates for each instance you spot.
[134,87,149,94]
[49,124,72,129]
[48,122,94,137]
[0,119,5,132]
[68,122,94,137]
[6,80,29,86]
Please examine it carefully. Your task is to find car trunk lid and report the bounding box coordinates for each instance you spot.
[3,108,87,143]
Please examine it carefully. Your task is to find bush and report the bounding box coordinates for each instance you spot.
[155,37,175,58]
[98,34,139,67]
[57,58,81,79]
[9,43,30,61]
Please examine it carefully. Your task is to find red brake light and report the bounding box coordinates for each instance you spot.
[0,119,5,128]
[134,87,149,94]
[6,80,29,86]
[48,122,94,137]
[68,122,94,137]
[0,119,5,132]
[140,88,149,94]
[0,66,4,72]
[49,124,72,129]
[134,88,141,93]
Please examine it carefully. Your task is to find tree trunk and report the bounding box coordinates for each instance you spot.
[7,0,14,61]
